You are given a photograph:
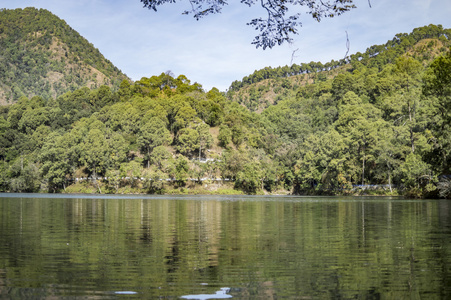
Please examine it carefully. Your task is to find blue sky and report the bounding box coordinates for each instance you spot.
[2,0,451,91]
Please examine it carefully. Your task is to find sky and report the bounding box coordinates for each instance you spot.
[2,0,451,91]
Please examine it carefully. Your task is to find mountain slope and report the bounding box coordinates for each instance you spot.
[0,7,129,104]
[227,24,451,112]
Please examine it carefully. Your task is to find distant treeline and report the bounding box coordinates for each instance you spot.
[229,24,451,91]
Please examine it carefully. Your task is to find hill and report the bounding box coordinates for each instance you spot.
[227,24,451,112]
[0,22,450,198]
[0,7,129,104]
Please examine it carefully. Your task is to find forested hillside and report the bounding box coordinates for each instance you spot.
[0,8,129,104]
[228,24,451,112]
[0,21,450,198]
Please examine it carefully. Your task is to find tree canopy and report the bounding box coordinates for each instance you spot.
[0,24,450,198]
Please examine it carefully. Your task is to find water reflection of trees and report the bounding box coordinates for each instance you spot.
[0,197,450,298]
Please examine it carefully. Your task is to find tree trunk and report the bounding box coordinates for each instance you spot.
[409,100,415,153]
[93,167,102,194]
[410,127,415,153]
[388,173,392,193]
[148,148,151,169]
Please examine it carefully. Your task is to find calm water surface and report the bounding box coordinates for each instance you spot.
[0,193,450,299]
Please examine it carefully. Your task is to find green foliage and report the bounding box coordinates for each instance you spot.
[8,156,41,192]
[105,169,121,193]
[423,48,451,173]
[175,156,189,185]
[150,146,173,171]
[0,161,10,192]
[142,168,166,193]
[39,132,74,191]
[398,153,433,189]
[120,160,143,188]
[0,8,128,103]
[196,122,213,159]
[228,24,451,110]
[176,128,199,156]
[235,162,262,194]
[218,124,232,148]
[1,25,450,197]
[137,117,172,167]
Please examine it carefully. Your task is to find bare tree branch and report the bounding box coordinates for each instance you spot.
[344,30,350,59]
[291,48,299,66]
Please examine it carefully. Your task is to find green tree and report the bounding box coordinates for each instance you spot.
[423,50,451,120]
[175,156,189,185]
[89,85,115,110]
[219,149,248,181]
[176,128,199,156]
[99,102,140,134]
[423,49,451,173]
[30,125,51,152]
[236,162,262,194]
[137,117,172,168]
[398,153,435,196]
[18,107,51,134]
[0,161,10,192]
[120,160,143,188]
[335,94,388,185]
[142,167,166,193]
[79,127,110,192]
[0,117,11,161]
[294,146,322,191]
[390,56,423,153]
[150,145,173,171]
[105,169,121,193]
[117,79,132,101]
[196,122,213,160]
[173,105,198,133]
[39,132,73,192]
[108,132,129,170]
[7,96,42,130]
[295,129,350,192]
[218,124,232,149]
[8,156,41,193]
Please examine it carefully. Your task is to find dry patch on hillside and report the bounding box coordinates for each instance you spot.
[230,64,351,112]
[209,126,224,157]
[0,89,9,105]
[409,38,447,64]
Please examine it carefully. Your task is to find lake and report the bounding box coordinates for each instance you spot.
[0,194,450,299]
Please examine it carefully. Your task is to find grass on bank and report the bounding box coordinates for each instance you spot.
[62,179,406,197]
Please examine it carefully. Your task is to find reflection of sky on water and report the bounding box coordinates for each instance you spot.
[114,291,137,295]
[181,287,232,299]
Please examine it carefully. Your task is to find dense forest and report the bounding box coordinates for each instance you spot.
[0,8,450,198]
[228,24,451,112]
[0,8,128,104]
